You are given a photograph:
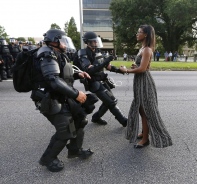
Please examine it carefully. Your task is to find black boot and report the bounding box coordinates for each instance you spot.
[120,118,127,127]
[110,106,127,127]
[92,108,108,125]
[39,157,64,172]
[67,128,94,159]
[67,148,94,159]
[39,135,67,172]
[91,118,107,125]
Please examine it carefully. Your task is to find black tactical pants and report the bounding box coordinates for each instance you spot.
[91,82,127,125]
[41,103,86,163]
[2,56,12,78]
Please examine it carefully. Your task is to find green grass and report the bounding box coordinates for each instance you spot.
[110,61,197,71]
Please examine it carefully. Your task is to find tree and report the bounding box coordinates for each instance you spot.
[50,23,61,30]
[110,0,197,53]
[17,37,26,42]
[64,17,80,49]
[0,25,9,39]
[64,22,68,35]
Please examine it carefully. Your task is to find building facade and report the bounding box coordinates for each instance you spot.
[82,0,113,52]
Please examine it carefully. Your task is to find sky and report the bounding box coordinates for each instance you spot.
[0,0,80,39]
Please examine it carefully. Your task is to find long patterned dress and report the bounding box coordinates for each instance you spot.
[125,54,172,148]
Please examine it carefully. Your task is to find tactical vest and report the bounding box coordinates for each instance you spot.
[0,45,11,55]
[94,52,105,72]
[61,55,74,87]
[10,45,20,53]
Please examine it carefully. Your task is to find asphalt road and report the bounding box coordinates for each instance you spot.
[0,71,197,184]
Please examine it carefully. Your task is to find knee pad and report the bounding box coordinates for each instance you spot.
[74,116,88,129]
[53,114,76,140]
[96,89,117,109]
[80,118,88,128]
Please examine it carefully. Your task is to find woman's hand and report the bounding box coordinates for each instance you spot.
[119,66,128,73]
[131,63,137,69]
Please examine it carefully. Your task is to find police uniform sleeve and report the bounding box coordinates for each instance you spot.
[78,49,113,75]
[110,65,124,74]
[40,53,79,99]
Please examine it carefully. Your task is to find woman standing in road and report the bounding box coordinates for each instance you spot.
[120,25,172,148]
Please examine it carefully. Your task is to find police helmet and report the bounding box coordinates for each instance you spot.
[39,40,43,46]
[28,41,32,45]
[82,31,103,48]
[10,38,16,43]
[0,38,8,45]
[43,29,76,52]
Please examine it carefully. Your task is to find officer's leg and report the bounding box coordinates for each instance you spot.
[94,88,127,127]
[39,111,75,172]
[67,116,93,159]
[92,103,108,125]
[0,63,7,80]
[7,58,12,78]
[4,57,12,78]
[91,83,109,125]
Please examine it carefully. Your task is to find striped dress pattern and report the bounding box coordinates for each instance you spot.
[125,54,173,148]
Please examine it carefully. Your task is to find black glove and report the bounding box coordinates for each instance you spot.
[104,55,114,66]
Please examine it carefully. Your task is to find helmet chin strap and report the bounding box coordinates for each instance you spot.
[87,43,96,51]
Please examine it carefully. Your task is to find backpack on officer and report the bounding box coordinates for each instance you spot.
[12,48,39,92]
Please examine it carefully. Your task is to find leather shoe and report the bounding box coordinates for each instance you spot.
[134,140,150,149]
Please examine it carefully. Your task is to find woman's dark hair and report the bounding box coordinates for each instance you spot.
[140,25,155,51]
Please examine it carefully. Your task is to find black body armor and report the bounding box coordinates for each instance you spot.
[77,47,127,127]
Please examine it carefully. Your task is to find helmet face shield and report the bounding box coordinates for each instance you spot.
[88,37,103,48]
[10,38,15,43]
[59,36,76,52]
[0,40,8,45]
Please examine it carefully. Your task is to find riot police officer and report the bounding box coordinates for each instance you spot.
[0,56,4,81]
[31,29,94,172]
[75,31,127,127]
[0,38,13,79]
[8,38,21,63]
